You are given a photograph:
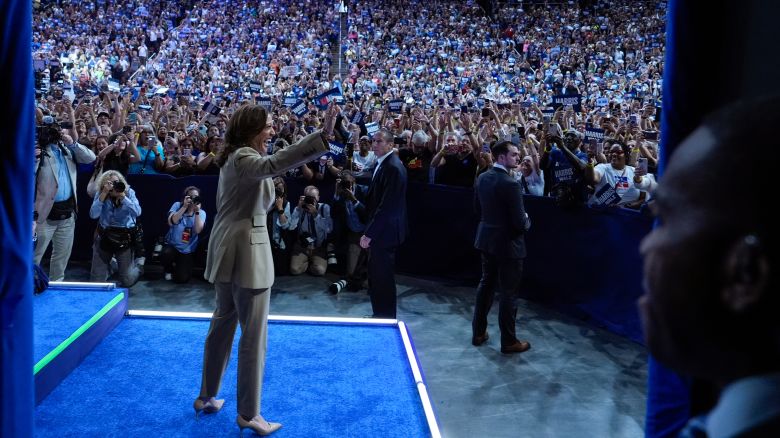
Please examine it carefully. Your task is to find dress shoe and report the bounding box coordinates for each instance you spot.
[193,396,224,418]
[501,340,531,354]
[237,415,282,436]
[472,331,489,346]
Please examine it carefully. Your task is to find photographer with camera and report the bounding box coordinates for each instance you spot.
[287,185,333,277]
[268,177,293,275]
[88,170,142,287]
[128,124,164,175]
[160,186,207,283]
[329,171,369,293]
[33,115,97,282]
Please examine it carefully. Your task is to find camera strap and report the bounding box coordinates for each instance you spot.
[296,205,322,243]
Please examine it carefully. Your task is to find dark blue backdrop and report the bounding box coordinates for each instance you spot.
[0,0,35,436]
[69,176,652,343]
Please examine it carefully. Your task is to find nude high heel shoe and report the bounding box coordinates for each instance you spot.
[193,396,224,418]
[236,415,282,436]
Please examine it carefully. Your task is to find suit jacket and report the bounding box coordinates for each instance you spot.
[474,166,529,259]
[362,152,407,249]
[34,142,96,223]
[204,132,328,289]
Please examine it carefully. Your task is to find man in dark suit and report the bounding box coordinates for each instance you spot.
[472,140,531,354]
[359,129,408,318]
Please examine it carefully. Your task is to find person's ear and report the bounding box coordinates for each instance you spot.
[721,235,770,313]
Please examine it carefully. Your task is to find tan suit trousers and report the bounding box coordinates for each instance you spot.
[199,281,270,418]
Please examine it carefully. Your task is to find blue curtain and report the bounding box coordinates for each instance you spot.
[0,0,35,436]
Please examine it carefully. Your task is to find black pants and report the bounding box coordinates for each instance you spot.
[159,244,194,283]
[472,253,524,347]
[367,245,397,318]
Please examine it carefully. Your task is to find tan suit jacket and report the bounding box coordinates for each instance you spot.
[34,142,96,223]
[204,132,329,289]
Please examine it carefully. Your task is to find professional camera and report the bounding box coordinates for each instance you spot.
[112,181,126,193]
[303,195,317,206]
[328,279,347,294]
[274,186,285,198]
[190,195,201,205]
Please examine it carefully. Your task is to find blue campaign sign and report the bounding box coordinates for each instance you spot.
[585,127,605,141]
[351,112,364,124]
[249,82,262,93]
[328,142,345,156]
[388,99,404,113]
[313,87,341,109]
[593,183,621,206]
[365,122,379,137]
[291,99,308,117]
[552,94,583,112]
[284,96,297,107]
[258,96,272,110]
[596,97,609,107]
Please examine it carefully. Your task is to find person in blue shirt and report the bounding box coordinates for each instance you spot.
[160,186,207,283]
[539,130,589,208]
[128,124,164,175]
[89,170,142,287]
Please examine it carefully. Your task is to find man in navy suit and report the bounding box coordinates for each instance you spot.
[472,140,531,354]
[359,129,408,318]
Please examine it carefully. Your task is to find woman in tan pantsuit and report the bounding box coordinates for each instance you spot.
[195,103,335,435]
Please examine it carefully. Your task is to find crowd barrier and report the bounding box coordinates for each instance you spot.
[71,173,653,342]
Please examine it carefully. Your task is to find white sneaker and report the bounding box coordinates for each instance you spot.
[164,273,172,281]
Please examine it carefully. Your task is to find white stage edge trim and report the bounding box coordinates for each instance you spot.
[398,321,442,438]
[49,281,116,289]
[126,310,441,436]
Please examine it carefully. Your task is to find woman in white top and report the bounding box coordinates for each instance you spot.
[585,141,644,208]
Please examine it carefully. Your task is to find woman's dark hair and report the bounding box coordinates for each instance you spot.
[183,185,200,197]
[490,140,515,158]
[217,104,268,167]
[272,176,287,198]
[608,139,630,159]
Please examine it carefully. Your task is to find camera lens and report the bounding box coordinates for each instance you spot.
[191,195,201,204]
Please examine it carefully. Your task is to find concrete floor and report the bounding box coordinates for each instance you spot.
[63,262,647,437]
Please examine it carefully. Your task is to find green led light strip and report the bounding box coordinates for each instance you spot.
[34,292,125,375]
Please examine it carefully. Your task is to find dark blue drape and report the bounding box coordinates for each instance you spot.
[0,0,35,436]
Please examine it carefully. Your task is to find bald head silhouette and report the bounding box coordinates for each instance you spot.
[639,96,779,384]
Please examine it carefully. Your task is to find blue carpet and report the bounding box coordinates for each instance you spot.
[35,318,430,437]
[33,287,121,364]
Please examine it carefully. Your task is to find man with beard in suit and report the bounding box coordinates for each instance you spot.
[472,140,532,354]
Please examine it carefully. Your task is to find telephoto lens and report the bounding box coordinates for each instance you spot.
[328,280,347,294]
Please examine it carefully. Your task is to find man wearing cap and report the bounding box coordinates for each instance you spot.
[34,116,96,281]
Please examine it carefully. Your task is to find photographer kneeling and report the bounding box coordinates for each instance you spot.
[160,186,207,283]
[287,185,332,276]
[330,171,368,292]
[89,170,142,287]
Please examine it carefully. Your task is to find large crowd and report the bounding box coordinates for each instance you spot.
[32,0,666,286]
